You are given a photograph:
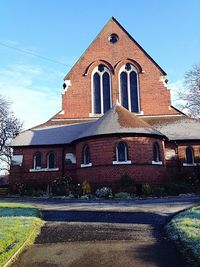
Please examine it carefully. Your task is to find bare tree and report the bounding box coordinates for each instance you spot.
[0,95,22,172]
[178,64,200,117]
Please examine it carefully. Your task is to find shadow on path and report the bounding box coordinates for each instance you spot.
[41,210,170,224]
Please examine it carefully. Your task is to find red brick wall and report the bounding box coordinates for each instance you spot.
[75,136,166,191]
[10,138,199,193]
[56,19,178,119]
[10,135,166,192]
[177,142,200,164]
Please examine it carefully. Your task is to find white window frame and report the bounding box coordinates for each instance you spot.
[81,145,92,168]
[152,143,163,165]
[118,64,140,113]
[112,142,131,165]
[33,152,41,170]
[47,152,55,169]
[183,147,195,166]
[91,65,112,115]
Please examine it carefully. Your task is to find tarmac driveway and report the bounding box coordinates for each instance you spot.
[7,196,200,267]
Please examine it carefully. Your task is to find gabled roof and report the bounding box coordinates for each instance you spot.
[110,17,167,75]
[64,17,166,80]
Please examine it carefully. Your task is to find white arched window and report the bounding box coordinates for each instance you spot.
[34,152,41,169]
[113,142,131,165]
[47,152,55,169]
[152,142,162,165]
[153,143,160,162]
[119,63,140,113]
[81,145,92,167]
[92,64,112,115]
[185,147,194,164]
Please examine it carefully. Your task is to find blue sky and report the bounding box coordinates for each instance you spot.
[0,0,200,129]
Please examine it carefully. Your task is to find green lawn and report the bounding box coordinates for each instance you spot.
[0,202,44,267]
[166,206,200,266]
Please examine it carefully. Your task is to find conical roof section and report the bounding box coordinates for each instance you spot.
[78,105,164,139]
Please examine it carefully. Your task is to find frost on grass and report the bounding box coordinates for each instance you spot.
[0,203,44,267]
[166,206,200,265]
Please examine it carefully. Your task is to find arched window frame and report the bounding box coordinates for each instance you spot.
[91,65,112,115]
[152,142,162,165]
[113,141,131,165]
[33,152,41,169]
[47,152,55,169]
[81,145,92,168]
[183,147,196,166]
[118,64,140,113]
[30,152,59,172]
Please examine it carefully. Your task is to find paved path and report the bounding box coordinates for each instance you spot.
[2,196,200,267]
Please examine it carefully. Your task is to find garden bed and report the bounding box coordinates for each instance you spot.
[0,203,44,267]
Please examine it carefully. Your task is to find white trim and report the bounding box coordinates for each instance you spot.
[62,80,71,94]
[118,64,140,113]
[81,163,92,168]
[29,168,59,172]
[47,152,55,169]
[183,163,197,167]
[116,142,129,162]
[112,160,131,165]
[51,117,99,122]
[138,114,184,118]
[91,66,112,115]
[152,161,163,165]
[33,153,41,169]
[89,113,103,118]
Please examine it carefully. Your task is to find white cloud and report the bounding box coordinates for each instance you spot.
[0,63,61,130]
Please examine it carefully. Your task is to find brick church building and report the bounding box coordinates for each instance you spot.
[9,17,200,193]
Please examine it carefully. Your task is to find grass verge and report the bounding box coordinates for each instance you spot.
[166,206,200,266]
[0,202,44,267]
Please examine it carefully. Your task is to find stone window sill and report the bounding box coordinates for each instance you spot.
[152,161,163,165]
[112,160,131,165]
[29,168,59,172]
[89,113,103,117]
[183,163,197,167]
[81,163,92,168]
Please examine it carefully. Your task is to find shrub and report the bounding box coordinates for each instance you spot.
[15,182,25,196]
[82,180,91,195]
[142,183,152,197]
[51,176,74,196]
[95,187,113,199]
[153,185,166,197]
[115,192,131,199]
[163,182,194,196]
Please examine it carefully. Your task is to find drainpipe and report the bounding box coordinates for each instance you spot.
[62,147,65,176]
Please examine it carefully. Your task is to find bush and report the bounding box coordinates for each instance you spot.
[163,182,194,196]
[51,176,76,196]
[115,192,131,199]
[142,183,152,197]
[95,187,113,199]
[153,185,166,197]
[82,180,91,195]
